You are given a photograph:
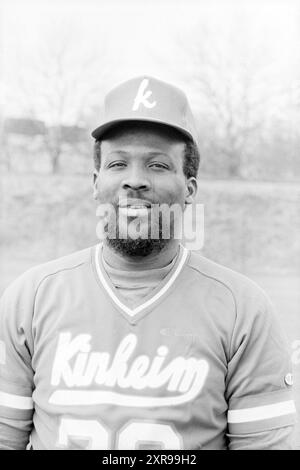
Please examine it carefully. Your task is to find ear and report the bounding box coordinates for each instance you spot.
[185,177,198,205]
[93,170,99,200]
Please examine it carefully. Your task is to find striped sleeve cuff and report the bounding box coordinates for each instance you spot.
[228,391,297,434]
[0,390,34,420]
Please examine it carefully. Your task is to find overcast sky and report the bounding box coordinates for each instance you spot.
[1,0,299,123]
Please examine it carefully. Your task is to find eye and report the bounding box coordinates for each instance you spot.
[148,162,169,170]
[107,161,127,169]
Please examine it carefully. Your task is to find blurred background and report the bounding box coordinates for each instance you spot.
[0,0,299,448]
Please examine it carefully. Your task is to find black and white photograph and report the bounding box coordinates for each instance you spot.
[0,0,299,451]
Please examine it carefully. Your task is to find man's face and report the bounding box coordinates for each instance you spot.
[94,124,197,257]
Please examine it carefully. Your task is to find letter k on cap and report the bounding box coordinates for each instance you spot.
[132,78,157,111]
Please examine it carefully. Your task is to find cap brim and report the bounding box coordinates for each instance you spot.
[91,117,194,142]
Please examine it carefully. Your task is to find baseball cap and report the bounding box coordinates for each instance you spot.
[91,76,198,147]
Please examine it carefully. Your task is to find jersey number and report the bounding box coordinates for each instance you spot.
[58,418,182,450]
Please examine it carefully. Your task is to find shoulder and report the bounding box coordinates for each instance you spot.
[187,250,265,292]
[186,250,274,317]
[185,252,288,364]
[1,246,95,302]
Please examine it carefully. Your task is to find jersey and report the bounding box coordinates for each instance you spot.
[0,244,296,449]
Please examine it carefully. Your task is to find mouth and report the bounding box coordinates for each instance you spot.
[118,198,152,209]
[118,199,152,217]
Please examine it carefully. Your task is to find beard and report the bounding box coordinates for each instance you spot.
[104,205,179,257]
[107,237,169,257]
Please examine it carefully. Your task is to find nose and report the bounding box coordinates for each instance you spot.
[121,169,151,192]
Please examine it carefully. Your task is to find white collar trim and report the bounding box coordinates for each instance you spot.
[94,243,189,317]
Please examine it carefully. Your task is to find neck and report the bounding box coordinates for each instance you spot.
[102,239,180,271]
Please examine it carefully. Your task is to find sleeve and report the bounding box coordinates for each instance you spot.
[227,425,295,450]
[225,287,297,449]
[0,279,35,450]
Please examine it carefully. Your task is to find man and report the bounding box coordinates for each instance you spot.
[0,76,297,450]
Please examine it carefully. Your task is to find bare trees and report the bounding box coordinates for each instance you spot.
[5,22,106,173]
[174,13,294,179]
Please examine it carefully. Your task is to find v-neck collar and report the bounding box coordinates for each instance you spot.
[92,243,189,322]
